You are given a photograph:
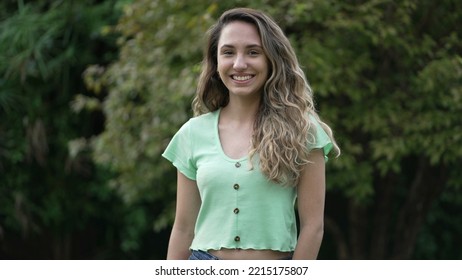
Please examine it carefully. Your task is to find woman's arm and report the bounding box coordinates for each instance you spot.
[166,171,201,260]
[293,149,326,260]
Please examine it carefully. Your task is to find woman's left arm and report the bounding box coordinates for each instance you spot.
[292,149,326,260]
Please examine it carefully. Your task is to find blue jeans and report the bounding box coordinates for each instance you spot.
[188,250,220,260]
[188,250,293,260]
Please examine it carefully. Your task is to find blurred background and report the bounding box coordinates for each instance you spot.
[1,0,461,260]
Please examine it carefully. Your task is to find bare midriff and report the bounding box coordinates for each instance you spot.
[208,248,292,260]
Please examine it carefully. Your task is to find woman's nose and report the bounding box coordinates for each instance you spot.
[233,54,248,70]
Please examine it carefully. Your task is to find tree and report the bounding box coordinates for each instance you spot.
[84,0,462,259]
[0,0,165,259]
[291,0,462,259]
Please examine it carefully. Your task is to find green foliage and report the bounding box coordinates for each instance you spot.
[0,0,166,259]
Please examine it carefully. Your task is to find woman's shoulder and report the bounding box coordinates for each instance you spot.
[174,110,218,137]
[186,110,219,127]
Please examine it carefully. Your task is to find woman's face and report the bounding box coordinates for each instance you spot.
[217,21,269,100]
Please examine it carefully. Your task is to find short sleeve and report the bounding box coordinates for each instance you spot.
[162,120,197,180]
[308,115,333,161]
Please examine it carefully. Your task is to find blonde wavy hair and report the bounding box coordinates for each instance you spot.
[193,8,340,186]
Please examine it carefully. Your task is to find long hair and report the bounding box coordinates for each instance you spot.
[193,8,340,186]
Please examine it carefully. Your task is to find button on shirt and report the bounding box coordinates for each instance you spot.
[162,109,333,252]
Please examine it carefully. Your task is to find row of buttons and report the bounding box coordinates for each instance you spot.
[234,161,241,243]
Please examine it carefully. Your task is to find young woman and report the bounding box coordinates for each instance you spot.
[162,7,340,260]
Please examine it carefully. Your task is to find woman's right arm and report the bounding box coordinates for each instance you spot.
[166,171,201,260]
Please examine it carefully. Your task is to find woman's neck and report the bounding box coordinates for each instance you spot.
[221,96,260,125]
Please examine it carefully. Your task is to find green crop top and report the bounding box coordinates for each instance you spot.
[162,109,333,252]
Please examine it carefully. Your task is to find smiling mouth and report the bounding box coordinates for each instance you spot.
[232,75,253,81]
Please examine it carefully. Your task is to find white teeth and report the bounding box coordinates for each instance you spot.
[233,75,252,81]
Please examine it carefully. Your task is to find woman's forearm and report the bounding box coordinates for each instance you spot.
[292,224,324,260]
[166,225,194,260]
